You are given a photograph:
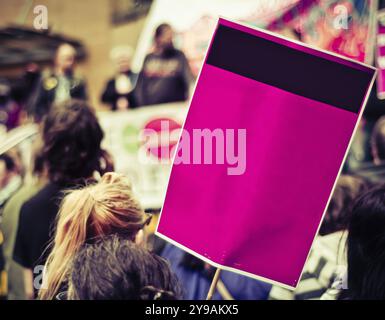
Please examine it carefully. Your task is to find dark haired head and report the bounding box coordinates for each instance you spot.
[41,99,104,185]
[155,23,172,39]
[371,116,385,163]
[68,235,182,300]
[339,185,385,300]
[319,175,369,236]
[154,23,174,53]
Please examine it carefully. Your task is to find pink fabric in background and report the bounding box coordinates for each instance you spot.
[157,18,376,288]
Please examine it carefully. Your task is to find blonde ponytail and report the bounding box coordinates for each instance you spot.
[39,172,145,300]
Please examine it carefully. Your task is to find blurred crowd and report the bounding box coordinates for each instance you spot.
[0,23,192,132]
[2,21,385,301]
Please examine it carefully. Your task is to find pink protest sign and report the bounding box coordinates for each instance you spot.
[156,18,376,288]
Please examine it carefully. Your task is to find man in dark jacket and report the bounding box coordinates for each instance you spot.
[30,43,87,122]
[135,23,192,107]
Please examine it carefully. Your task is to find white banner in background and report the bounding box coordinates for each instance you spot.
[132,0,299,75]
[98,102,188,209]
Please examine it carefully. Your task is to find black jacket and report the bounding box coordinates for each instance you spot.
[30,73,87,121]
[101,71,137,110]
[135,49,192,107]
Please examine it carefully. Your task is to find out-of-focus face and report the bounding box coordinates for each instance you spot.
[110,46,133,73]
[116,56,131,73]
[55,44,76,73]
[156,26,174,50]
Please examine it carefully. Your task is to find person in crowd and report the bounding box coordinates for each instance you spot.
[269,175,369,300]
[0,78,21,130]
[0,152,22,209]
[65,235,181,300]
[346,83,385,171]
[1,138,47,300]
[13,99,105,299]
[361,82,385,160]
[30,43,87,122]
[353,115,385,184]
[159,242,271,300]
[39,172,150,300]
[134,23,192,107]
[11,63,42,121]
[322,184,385,300]
[101,46,138,110]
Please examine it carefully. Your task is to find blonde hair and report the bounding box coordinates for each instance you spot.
[38,172,146,300]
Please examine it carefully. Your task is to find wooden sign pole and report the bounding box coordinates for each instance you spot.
[206,268,222,300]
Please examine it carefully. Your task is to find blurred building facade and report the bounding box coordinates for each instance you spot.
[0,0,148,110]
